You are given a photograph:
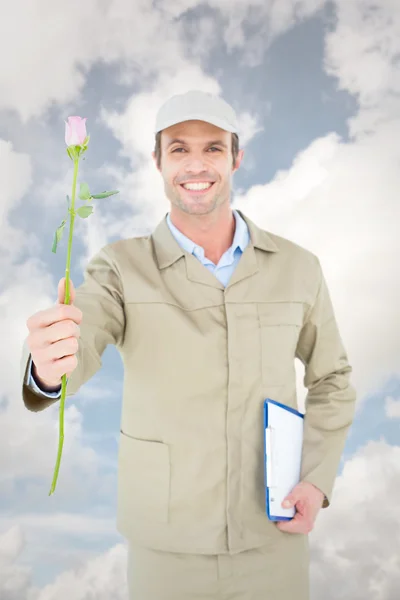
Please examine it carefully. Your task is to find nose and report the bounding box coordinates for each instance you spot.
[184,158,208,173]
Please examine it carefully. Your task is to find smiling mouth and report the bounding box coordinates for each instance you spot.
[179,182,215,195]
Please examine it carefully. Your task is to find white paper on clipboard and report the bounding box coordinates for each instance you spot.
[264,399,304,520]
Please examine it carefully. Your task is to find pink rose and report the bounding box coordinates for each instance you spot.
[49,115,119,496]
[65,116,87,146]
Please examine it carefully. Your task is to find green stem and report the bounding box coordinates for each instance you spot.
[49,155,80,496]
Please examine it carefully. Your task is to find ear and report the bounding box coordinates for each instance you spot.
[151,151,161,172]
[232,148,244,174]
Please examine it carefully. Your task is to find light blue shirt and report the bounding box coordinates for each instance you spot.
[27,209,250,397]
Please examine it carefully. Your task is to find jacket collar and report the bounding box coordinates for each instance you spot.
[151,208,280,290]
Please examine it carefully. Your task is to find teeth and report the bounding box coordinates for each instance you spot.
[182,182,212,190]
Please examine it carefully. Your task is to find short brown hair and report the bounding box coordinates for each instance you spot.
[154,131,240,169]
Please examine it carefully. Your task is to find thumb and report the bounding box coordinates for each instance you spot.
[57,277,75,305]
[282,488,299,508]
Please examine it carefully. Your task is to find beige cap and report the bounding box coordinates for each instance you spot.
[155,90,239,134]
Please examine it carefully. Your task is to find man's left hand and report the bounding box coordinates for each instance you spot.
[275,481,325,534]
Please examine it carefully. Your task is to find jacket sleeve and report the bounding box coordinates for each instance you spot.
[295,258,356,508]
[27,355,62,397]
[21,245,126,412]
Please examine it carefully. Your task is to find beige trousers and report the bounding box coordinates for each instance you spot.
[127,534,310,600]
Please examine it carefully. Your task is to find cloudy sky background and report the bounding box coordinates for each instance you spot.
[1,0,399,598]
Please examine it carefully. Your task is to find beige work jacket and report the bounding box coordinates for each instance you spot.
[21,209,356,554]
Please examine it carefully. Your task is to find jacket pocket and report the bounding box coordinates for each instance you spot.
[117,430,170,524]
[258,302,303,386]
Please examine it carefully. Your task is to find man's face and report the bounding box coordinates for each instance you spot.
[152,120,243,216]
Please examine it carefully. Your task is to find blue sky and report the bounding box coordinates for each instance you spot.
[1,0,399,598]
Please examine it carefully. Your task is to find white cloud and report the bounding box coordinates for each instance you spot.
[36,543,127,600]
[385,396,400,419]
[0,140,32,219]
[0,0,186,122]
[0,0,329,123]
[310,441,400,600]
[0,0,97,123]
[0,140,35,277]
[0,524,127,600]
[0,526,35,600]
[325,0,400,135]
[0,514,116,541]
[205,0,326,66]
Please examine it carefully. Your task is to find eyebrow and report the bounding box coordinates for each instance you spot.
[167,138,228,149]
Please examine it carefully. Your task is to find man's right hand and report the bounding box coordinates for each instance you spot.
[26,277,83,389]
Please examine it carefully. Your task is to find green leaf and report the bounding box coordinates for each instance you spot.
[52,231,57,254]
[51,220,67,254]
[91,190,119,199]
[78,182,91,200]
[76,205,93,218]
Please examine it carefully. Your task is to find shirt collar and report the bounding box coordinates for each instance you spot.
[166,209,249,259]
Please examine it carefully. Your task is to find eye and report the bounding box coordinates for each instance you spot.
[171,146,221,153]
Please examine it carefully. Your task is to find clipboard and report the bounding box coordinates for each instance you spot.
[264,398,304,521]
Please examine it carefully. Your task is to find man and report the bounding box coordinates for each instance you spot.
[21,90,356,599]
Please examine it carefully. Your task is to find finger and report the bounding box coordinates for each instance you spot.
[277,521,305,534]
[33,319,81,348]
[276,510,308,534]
[27,304,82,331]
[284,491,309,514]
[295,496,312,521]
[282,495,296,509]
[57,277,76,305]
[276,520,303,534]
[41,336,79,362]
